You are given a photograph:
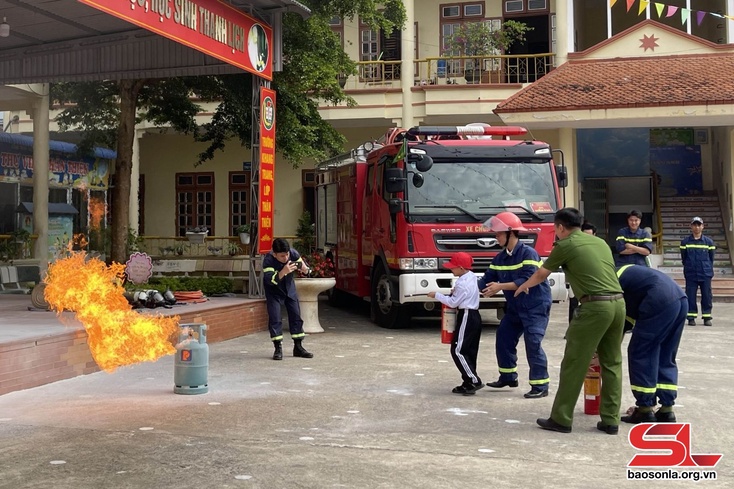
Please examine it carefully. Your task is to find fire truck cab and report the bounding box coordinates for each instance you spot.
[315,124,568,329]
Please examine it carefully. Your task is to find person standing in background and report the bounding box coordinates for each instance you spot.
[680,217,715,326]
[615,210,653,267]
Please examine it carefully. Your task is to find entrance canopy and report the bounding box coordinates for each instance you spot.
[0,0,309,85]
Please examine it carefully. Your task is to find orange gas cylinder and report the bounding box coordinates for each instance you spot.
[584,354,601,415]
[441,304,457,344]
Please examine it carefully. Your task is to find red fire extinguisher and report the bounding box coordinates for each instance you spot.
[441,304,457,344]
[584,354,601,415]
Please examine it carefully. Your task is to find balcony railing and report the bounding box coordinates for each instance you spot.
[338,54,555,90]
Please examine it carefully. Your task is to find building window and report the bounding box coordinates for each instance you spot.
[440,3,493,75]
[329,16,344,47]
[503,0,548,15]
[176,172,214,236]
[229,171,250,237]
[359,16,402,81]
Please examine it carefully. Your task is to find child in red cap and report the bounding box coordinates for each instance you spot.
[428,252,483,395]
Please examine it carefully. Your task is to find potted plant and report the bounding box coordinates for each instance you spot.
[186,226,208,244]
[235,224,251,245]
[445,20,531,84]
[227,241,241,256]
[174,244,188,256]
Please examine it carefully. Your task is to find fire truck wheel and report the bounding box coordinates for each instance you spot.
[370,263,410,329]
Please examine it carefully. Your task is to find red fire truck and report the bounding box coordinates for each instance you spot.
[315,124,568,329]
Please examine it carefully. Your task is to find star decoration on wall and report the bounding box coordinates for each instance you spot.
[639,33,659,52]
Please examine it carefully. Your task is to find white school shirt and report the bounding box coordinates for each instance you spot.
[434,272,479,310]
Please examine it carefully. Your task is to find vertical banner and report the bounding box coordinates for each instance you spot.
[258,88,276,254]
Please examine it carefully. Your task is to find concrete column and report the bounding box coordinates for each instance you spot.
[128,129,140,233]
[555,0,572,66]
[31,83,50,277]
[558,127,578,208]
[399,0,415,128]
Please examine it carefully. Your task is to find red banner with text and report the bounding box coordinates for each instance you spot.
[78,0,272,80]
[258,88,276,254]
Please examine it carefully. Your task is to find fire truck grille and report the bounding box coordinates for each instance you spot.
[435,234,537,272]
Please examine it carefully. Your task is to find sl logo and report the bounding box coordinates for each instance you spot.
[628,423,722,467]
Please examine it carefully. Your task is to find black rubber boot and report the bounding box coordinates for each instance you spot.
[272,341,283,361]
[293,339,313,358]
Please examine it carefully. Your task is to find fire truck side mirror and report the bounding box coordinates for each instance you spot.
[385,167,406,193]
[412,173,424,188]
[555,165,568,188]
[407,153,433,172]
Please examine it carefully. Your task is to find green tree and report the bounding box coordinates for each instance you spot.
[51,1,406,264]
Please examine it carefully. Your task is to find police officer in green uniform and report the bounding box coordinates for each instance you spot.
[515,208,626,435]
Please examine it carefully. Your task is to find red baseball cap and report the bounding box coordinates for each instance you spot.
[443,252,473,270]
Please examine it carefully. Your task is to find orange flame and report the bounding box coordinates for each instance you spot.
[88,196,105,231]
[44,251,179,372]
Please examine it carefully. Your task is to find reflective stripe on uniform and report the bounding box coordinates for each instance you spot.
[617,236,652,243]
[631,384,657,394]
[656,383,677,391]
[529,378,550,385]
[498,367,518,374]
[489,260,542,271]
[291,333,306,339]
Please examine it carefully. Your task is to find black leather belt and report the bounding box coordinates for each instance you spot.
[579,293,623,304]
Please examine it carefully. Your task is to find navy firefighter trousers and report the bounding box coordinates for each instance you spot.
[628,297,687,407]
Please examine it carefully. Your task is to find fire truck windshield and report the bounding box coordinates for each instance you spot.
[408,160,558,220]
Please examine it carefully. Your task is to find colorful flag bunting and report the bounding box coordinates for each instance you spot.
[627,0,635,13]
[638,0,649,16]
[697,10,706,26]
[666,6,678,18]
[655,2,664,18]
[681,8,690,26]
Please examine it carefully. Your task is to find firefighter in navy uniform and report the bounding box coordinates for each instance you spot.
[616,265,687,423]
[262,238,314,360]
[680,216,715,326]
[615,209,653,267]
[478,212,552,399]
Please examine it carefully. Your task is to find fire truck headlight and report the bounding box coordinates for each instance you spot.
[413,258,438,270]
[399,258,414,270]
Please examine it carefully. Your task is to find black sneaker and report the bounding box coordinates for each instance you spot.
[687,319,696,326]
[621,407,655,424]
[703,319,713,327]
[655,410,676,422]
[486,379,519,388]
[452,384,478,396]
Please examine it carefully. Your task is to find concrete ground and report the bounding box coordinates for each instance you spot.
[0,298,732,489]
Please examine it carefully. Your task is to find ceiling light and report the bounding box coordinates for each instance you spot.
[0,18,10,38]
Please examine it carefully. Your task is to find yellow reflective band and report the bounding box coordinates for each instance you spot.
[272,336,283,341]
[263,267,276,272]
[498,367,518,373]
[685,244,712,249]
[702,314,712,318]
[687,313,697,317]
[529,378,550,385]
[616,264,634,277]
[631,384,657,394]
[656,383,677,391]
[625,316,636,326]
[489,260,542,271]
[616,237,652,242]
[291,333,306,339]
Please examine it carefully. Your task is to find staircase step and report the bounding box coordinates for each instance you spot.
[660,206,721,213]
[657,266,734,275]
[663,252,730,261]
[659,195,719,203]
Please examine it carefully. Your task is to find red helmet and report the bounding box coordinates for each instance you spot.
[484,211,528,232]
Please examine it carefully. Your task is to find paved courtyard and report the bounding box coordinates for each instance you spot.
[0,298,732,488]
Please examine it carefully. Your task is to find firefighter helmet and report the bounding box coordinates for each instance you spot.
[484,211,528,233]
